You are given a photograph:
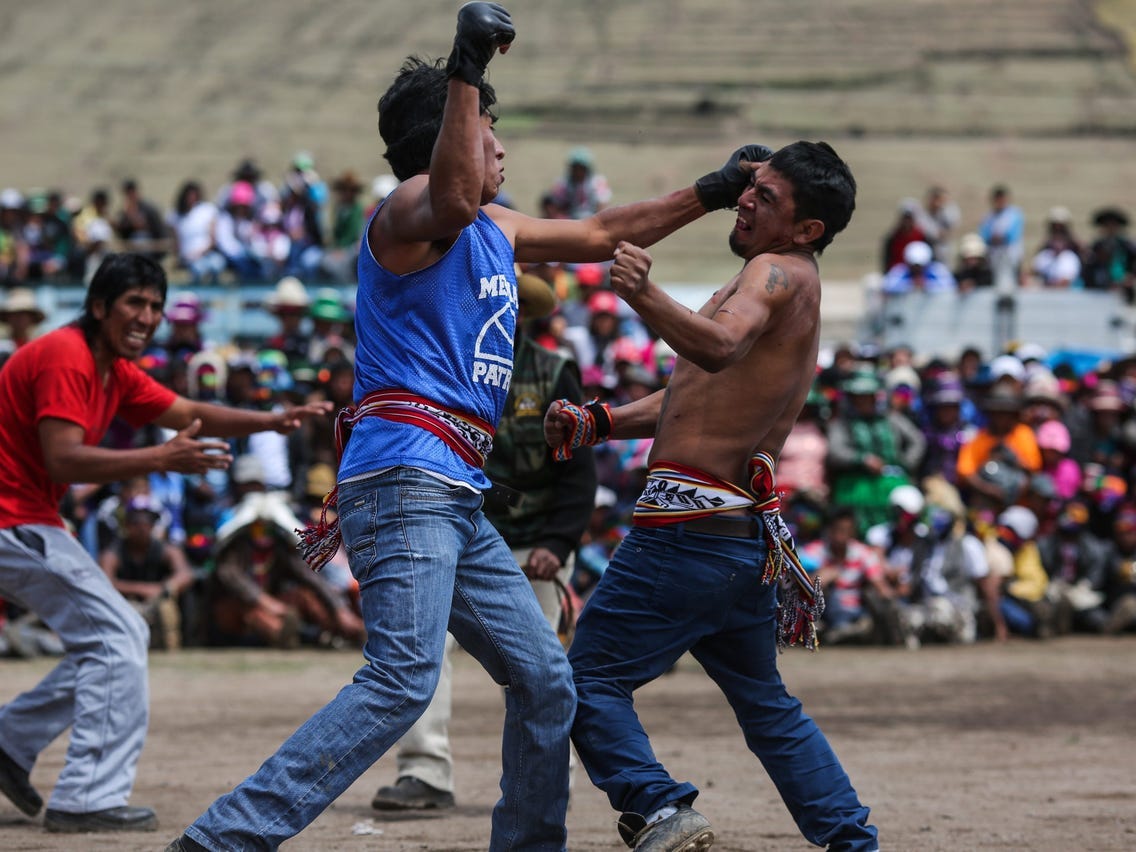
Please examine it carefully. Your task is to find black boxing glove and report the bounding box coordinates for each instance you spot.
[694,144,774,211]
[446,2,516,87]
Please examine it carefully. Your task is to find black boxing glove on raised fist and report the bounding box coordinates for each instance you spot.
[694,144,774,211]
[446,2,516,87]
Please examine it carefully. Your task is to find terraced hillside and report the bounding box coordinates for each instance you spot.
[3,0,1135,286]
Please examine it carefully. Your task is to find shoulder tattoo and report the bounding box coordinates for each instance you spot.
[765,264,789,294]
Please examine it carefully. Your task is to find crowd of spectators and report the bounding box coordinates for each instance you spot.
[1,152,1134,658]
[879,185,1136,298]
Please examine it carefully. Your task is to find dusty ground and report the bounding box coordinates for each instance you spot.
[1,637,1133,851]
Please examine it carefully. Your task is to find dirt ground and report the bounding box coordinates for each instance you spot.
[1,636,1133,852]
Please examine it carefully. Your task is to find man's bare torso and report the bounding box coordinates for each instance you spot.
[648,251,821,488]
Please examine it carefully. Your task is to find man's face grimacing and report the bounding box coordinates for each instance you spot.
[728,161,809,260]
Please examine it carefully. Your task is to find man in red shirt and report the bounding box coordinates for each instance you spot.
[0,253,329,834]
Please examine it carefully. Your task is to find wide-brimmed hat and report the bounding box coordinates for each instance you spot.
[332,171,363,194]
[927,373,964,405]
[958,232,987,259]
[265,276,310,313]
[0,287,46,323]
[842,370,882,396]
[1092,206,1129,228]
[516,273,556,320]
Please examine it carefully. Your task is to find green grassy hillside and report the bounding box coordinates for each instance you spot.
[3,0,1135,285]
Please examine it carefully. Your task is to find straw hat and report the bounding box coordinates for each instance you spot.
[0,288,46,324]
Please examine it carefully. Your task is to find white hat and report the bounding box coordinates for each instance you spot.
[1047,206,1072,225]
[903,241,933,267]
[888,484,925,516]
[1014,343,1048,363]
[265,276,310,312]
[0,287,46,323]
[959,232,987,259]
[0,188,24,210]
[998,506,1038,540]
[988,354,1025,382]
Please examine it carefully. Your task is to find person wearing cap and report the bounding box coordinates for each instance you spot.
[957,384,1041,509]
[96,495,194,651]
[1068,378,1131,470]
[0,287,47,350]
[157,292,208,364]
[319,170,367,283]
[1083,206,1136,294]
[170,7,763,850]
[0,253,330,834]
[827,369,927,534]
[213,180,262,283]
[1035,418,1080,501]
[863,484,929,646]
[882,239,957,294]
[22,192,70,281]
[952,232,993,292]
[978,184,1025,284]
[988,506,1052,637]
[1026,206,1083,288]
[919,371,977,484]
[545,145,612,220]
[306,287,353,363]
[371,271,596,812]
[1036,497,1110,634]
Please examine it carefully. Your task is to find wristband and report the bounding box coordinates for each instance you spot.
[552,398,613,461]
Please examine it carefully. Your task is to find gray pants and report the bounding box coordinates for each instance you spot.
[0,525,150,812]
[395,548,574,792]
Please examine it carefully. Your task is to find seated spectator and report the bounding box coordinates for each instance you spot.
[1026,206,1083,288]
[953,233,993,292]
[919,372,976,484]
[168,180,226,284]
[213,180,263,282]
[827,370,926,533]
[98,496,195,650]
[0,287,46,351]
[280,173,325,280]
[1038,498,1110,634]
[880,199,926,273]
[22,192,69,280]
[882,240,957,294]
[957,385,1041,511]
[544,147,612,220]
[0,189,30,286]
[915,185,961,262]
[208,455,364,648]
[113,178,169,261]
[987,506,1052,638]
[263,275,312,369]
[320,170,366,283]
[1103,504,1136,634]
[802,507,895,645]
[1035,420,1080,501]
[909,477,1005,644]
[249,200,292,281]
[1082,206,1136,297]
[1021,368,1066,430]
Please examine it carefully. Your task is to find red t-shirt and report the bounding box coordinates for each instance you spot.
[0,325,176,528]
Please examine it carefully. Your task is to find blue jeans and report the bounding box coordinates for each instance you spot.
[0,525,150,813]
[569,524,878,851]
[186,468,575,851]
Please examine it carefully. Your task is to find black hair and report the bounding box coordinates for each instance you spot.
[76,253,168,344]
[377,56,498,182]
[768,141,856,255]
[174,181,203,216]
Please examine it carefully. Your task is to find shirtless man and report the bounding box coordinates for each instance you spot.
[546,141,878,852]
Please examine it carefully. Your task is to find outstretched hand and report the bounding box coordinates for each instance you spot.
[610,242,653,303]
[163,419,233,475]
[272,400,334,434]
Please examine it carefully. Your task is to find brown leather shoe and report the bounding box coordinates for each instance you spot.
[371,776,455,811]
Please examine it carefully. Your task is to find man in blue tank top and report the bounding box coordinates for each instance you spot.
[169,4,770,851]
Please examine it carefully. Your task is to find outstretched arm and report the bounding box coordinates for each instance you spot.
[544,388,666,459]
[155,396,332,439]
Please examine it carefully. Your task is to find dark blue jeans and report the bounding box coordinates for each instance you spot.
[568,523,878,851]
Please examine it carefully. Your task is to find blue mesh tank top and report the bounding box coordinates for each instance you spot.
[339,208,518,489]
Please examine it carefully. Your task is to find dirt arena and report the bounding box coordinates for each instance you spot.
[1,637,1133,851]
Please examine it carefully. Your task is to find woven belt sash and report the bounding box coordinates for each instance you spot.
[297,390,495,572]
[633,454,824,650]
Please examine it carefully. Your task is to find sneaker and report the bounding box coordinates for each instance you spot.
[617,804,715,851]
[43,804,158,833]
[371,776,455,811]
[0,745,42,816]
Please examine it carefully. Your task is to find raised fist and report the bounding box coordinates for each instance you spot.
[447,2,515,86]
[694,143,774,211]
